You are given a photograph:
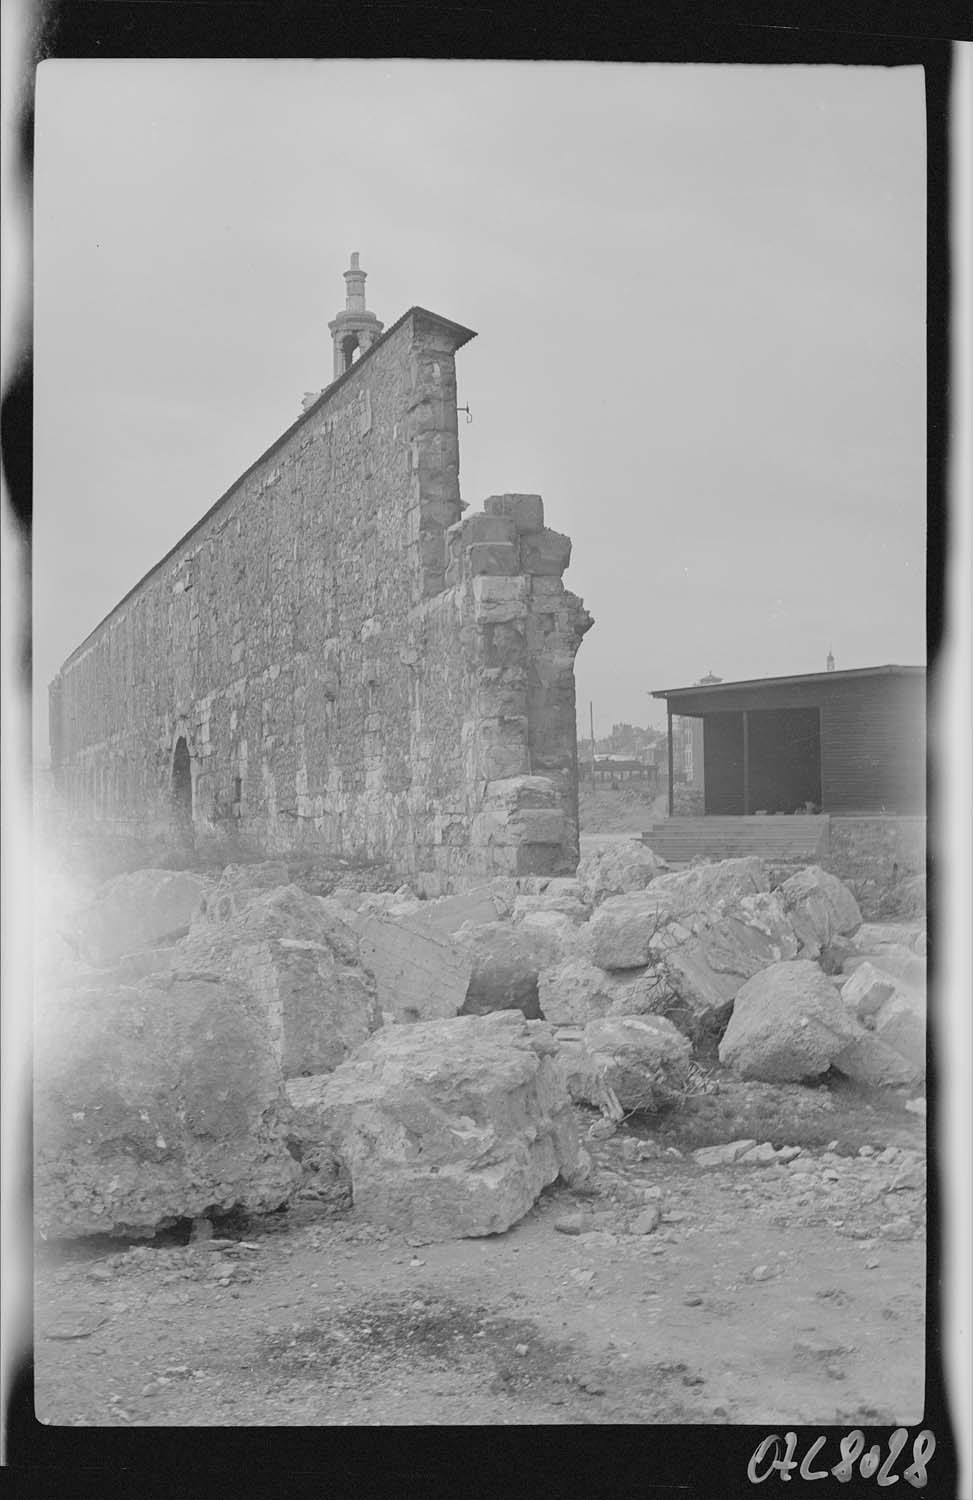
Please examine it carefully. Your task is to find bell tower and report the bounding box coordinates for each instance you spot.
[328,252,384,381]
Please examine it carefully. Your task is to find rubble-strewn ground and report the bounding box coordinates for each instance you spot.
[578,784,667,835]
[35,1074,923,1427]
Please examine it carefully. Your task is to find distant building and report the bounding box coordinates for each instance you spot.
[672,671,722,789]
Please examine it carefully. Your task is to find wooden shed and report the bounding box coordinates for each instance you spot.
[651,665,925,818]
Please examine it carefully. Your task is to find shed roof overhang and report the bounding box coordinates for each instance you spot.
[651,665,925,718]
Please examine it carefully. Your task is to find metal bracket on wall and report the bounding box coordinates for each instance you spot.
[457,404,473,424]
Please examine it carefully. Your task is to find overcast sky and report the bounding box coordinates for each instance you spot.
[32,59,926,754]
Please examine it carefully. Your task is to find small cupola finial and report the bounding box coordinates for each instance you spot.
[328,251,384,380]
[826,646,835,672]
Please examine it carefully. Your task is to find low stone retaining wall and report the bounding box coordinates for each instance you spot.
[823,816,926,920]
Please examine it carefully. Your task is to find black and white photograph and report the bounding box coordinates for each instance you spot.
[3,15,970,1491]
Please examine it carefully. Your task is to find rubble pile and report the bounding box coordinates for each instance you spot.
[35,838,926,1242]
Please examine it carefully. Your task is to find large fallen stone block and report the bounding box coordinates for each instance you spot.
[825,963,926,1088]
[832,1031,923,1088]
[586,892,667,969]
[718,959,863,1083]
[35,971,301,1240]
[644,892,800,1040]
[284,1011,589,1242]
[648,857,771,920]
[517,909,586,961]
[455,918,567,1018]
[74,869,217,965]
[538,958,625,1026]
[512,890,589,921]
[843,944,926,993]
[181,883,381,1075]
[576,839,667,907]
[585,857,773,971]
[840,961,899,1022]
[352,910,472,1025]
[779,866,862,956]
[865,988,925,1074]
[853,921,926,952]
[192,880,360,956]
[558,1014,692,1113]
[406,887,504,937]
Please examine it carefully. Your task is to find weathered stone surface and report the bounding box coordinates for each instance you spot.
[853,921,926,952]
[407,887,504,937]
[586,893,667,969]
[779,866,862,956]
[538,958,623,1026]
[576,838,667,907]
[693,1140,758,1168]
[512,890,588,921]
[832,969,926,1085]
[872,987,924,1070]
[353,910,472,1025]
[517,909,586,963]
[483,492,545,533]
[563,1014,692,1113]
[843,945,926,993]
[49,309,590,894]
[647,858,771,920]
[75,869,217,965]
[182,883,381,1075]
[840,962,898,1022]
[521,527,572,577]
[831,1032,922,1088]
[644,892,800,1040]
[284,1011,589,1242]
[586,858,772,971]
[455,919,559,1018]
[719,960,862,1082]
[35,971,301,1239]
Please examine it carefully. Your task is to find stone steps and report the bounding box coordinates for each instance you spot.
[642,815,830,864]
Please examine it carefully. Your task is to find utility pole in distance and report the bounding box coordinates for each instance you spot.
[589,701,596,776]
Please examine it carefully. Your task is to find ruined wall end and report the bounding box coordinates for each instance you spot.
[48,310,592,888]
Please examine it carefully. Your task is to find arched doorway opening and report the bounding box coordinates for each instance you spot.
[172,737,192,821]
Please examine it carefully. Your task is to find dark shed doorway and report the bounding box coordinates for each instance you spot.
[703,707,821,814]
[748,707,821,813]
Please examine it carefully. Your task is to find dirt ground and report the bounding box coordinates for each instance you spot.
[578,784,667,835]
[34,1071,925,1429]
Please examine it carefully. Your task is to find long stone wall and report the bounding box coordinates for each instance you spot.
[49,308,592,892]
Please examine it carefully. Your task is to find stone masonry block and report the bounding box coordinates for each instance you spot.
[459,514,519,548]
[476,681,529,719]
[467,543,521,577]
[484,494,545,534]
[480,743,532,780]
[521,528,572,577]
[472,575,529,623]
[482,775,560,810]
